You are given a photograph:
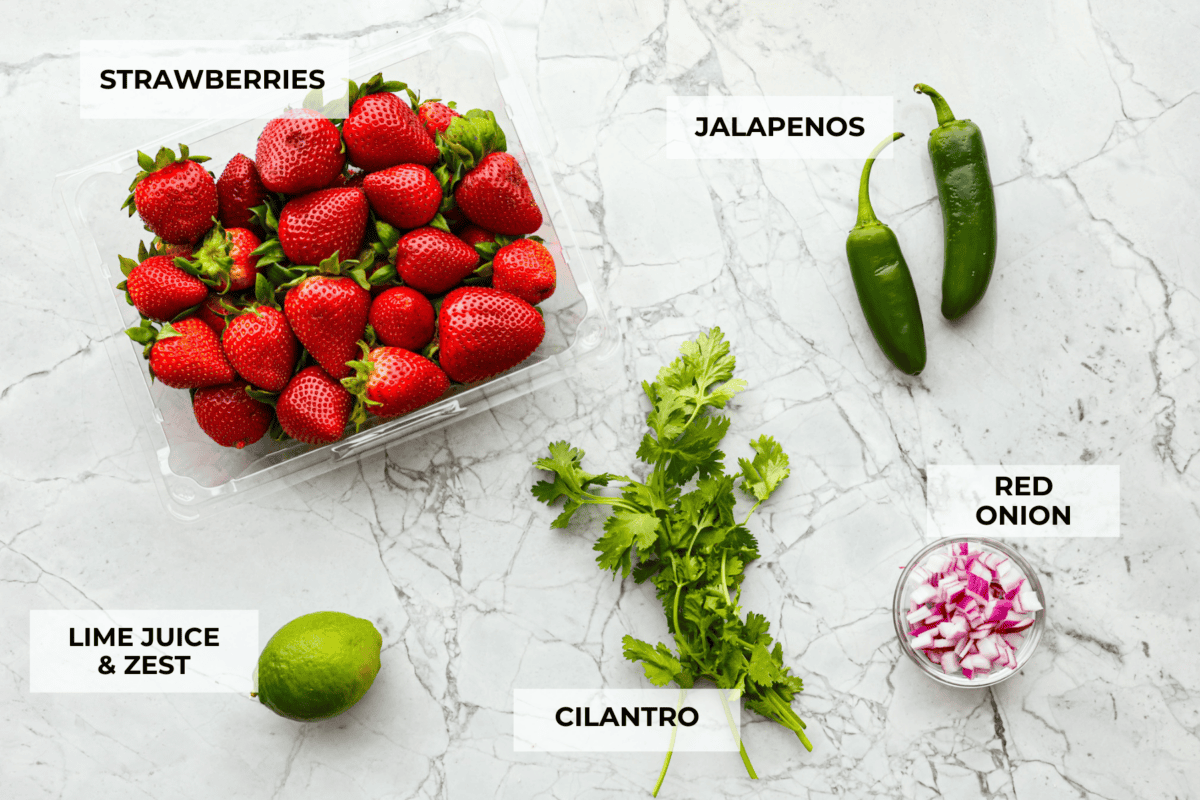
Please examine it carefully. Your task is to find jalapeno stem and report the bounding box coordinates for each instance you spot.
[856,132,904,228]
[913,84,956,126]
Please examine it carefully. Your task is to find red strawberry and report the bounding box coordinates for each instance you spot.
[278,187,368,266]
[192,382,273,449]
[148,241,194,260]
[343,346,449,423]
[362,164,441,229]
[455,152,542,235]
[184,222,260,292]
[283,275,370,379]
[148,318,236,389]
[437,287,545,383]
[216,154,267,231]
[394,227,479,295]
[222,228,261,291]
[492,238,556,305]
[121,254,208,322]
[418,101,461,137]
[343,89,438,171]
[255,109,344,195]
[221,306,299,392]
[369,287,435,351]
[196,294,239,333]
[123,145,218,245]
[276,365,353,445]
[457,224,496,248]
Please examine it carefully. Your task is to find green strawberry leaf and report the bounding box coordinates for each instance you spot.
[429,214,452,235]
[245,386,279,406]
[124,320,157,345]
[254,273,276,307]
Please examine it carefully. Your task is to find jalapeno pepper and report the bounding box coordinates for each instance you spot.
[914,83,997,320]
[845,132,926,376]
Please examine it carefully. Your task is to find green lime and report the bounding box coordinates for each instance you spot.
[254,611,382,722]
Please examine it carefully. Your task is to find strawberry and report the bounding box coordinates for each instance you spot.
[119,254,208,322]
[418,101,461,137]
[196,294,240,333]
[147,240,194,260]
[146,318,237,389]
[276,365,353,445]
[184,222,260,292]
[221,306,298,392]
[255,108,344,195]
[277,187,368,266]
[436,287,545,383]
[457,224,496,248]
[455,152,542,235]
[393,227,479,295]
[362,164,441,229]
[123,145,218,245]
[277,188,367,266]
[283,275,370,379]
[343,75,438,171]
[216,154,267,231]
[343,345,449,424]
[192,382,273,448]
[492,237,556,305]
[369,287,435,351]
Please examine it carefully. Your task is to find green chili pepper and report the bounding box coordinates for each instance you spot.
[914,83,997,320]
[845,132,926,376]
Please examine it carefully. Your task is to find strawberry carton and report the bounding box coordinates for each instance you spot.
[55,13,617,521]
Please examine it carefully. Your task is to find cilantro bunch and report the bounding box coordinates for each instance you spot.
[532,328,812,793]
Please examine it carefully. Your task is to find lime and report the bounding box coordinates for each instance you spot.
[254,611,382,722]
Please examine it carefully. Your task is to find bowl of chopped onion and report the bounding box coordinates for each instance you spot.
[893,537,1046,687]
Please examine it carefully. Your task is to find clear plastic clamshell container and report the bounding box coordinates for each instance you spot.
[55,12,618,521]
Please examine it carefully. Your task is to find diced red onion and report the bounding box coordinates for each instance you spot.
[903,540,1040,681]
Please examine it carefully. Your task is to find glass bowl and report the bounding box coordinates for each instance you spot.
[892,537,1046,688]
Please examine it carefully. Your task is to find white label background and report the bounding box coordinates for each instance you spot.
[513,688,742,752]
[80,40,350,119]
[666,96,894,160]
[29,610,258,693]
[927,465,1120,539]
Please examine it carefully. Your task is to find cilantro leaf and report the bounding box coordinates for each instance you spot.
[531,441,625,528]
[738,434,791,502]
[594,506,660,577]
[623,635,690,687]
[747,642,784,686]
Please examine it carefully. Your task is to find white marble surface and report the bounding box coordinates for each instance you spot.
[3,1,1200,798]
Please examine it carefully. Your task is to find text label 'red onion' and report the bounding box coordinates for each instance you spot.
[927,465,1120,539]
[80,41,350,120]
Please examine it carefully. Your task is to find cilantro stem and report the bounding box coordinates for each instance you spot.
[651,688,687,797]
[719,552,731,605]
[672,583,684,643]
[762,689,814,751]
[718,687,757,779]
[651,751,672,797]
[741,500,763,527]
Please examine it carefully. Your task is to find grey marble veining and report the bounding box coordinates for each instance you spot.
[2,1,1199,798]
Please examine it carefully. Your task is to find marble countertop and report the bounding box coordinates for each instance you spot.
[3,1,1199,798]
